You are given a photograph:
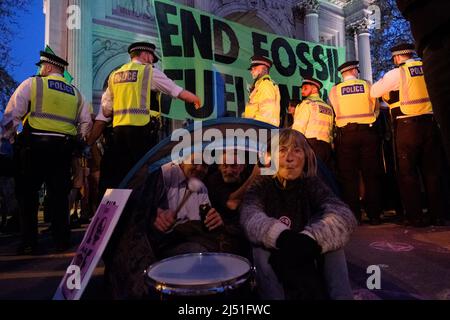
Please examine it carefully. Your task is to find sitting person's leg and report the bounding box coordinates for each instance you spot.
[323,248,354,300]
[252,246,285,299]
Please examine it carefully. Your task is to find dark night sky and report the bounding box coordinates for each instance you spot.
[10,0,45,83]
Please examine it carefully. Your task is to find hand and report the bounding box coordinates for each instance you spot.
[82,145,92,159]
[153,208,177,233]
[204,208,224,231]
[193,96,202,109]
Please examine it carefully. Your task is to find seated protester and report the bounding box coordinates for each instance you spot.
[104,153,228,299]
[205,151,260,257]
[240,129,357,300]
[151,154,226,257]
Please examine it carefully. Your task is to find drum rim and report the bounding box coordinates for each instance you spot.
[145,252,252,296]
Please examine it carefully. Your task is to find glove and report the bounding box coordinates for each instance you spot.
[276,230,322,266]
[269,230,327,299]
[81,145,92,159]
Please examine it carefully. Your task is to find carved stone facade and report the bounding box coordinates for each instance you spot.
[44,0,373,111]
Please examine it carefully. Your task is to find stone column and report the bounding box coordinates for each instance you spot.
[67,0,93,102]
[355,18,372,82]
[44,0,68,58]
[345,27,357,61]
[300,0,320,43]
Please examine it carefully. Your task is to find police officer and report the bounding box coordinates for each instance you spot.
[243,56,281,127]
[371,43,445,226]
[101,42,201,188]
[329,61,383,225]
[0,51,92,254]
[292,76,334,169]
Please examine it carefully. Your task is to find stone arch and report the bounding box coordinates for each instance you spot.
[213,4,291,37]
[93,52,129,92]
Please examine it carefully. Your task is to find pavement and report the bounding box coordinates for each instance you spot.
[0,213,449,300]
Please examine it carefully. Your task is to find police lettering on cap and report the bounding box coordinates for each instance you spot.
[35,51,69,69]
[248,55,273,70]
[128,42,159,63]
[390,43,415,57]
[338,61,359,74]
[302,76,323,90]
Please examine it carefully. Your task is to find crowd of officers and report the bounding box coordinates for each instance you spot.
[0,41,447,255]
[244,43,446,228]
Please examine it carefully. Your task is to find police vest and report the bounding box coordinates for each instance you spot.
[109,62,158,127]
[244,75,281,127]
[292,94,334,144]
[398,60,432,115]
[382,90,404,120]
[330,79,377,127]
[29,75,80,136]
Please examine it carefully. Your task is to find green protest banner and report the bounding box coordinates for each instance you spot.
[152,0,345,120]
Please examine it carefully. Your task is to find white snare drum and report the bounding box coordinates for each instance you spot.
[145,252,252,297]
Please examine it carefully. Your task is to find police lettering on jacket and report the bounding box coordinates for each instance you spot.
[340,84,365,95]
[48,80,75,95]
[408,66,424,77]
[113,70,139,84]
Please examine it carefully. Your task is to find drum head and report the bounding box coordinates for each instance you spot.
[146,252,251,296]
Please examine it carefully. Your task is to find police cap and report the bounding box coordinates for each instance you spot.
[302,76,323,90]
[248,55,273,70]
[337,60,359,74]
[390,43,415,57]
[128,42,160,63]
[35,51,69,69]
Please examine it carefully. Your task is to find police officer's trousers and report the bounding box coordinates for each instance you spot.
[335,123,384,221]
[395,115,444,223]
[16,134,73,248]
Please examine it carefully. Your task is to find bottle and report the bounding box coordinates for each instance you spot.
[199,203,211,232]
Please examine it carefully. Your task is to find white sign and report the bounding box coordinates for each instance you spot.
[53,189,132,300]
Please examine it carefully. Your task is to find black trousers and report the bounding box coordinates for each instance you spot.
[16,135,73,246]
[335,124,383,220]
[307,138,333,171]
[102,121,159,189]
[395,115,444,221]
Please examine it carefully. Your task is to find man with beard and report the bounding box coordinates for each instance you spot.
[205,151,260,256]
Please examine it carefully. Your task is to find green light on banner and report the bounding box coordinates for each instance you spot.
[35,46,74,84]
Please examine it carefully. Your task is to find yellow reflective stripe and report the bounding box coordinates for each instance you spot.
[401,97,431,105]
[336,113,374,120]
[74,87,82,123]
[313,119,331,126]
[257,98,276,105]
[113,109,150,116]
[35,77,44,113]
[399,66,409,103]
[30,112,77,124]
[140,64,152,109]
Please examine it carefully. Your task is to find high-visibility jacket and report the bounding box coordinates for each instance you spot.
[398,60,432,116]
[329,79,377,127]
[382,91,404,120]
[292,93,334,144]
[29,75,80,136]
[244,75,280,127]
[109,62,158,127]
[382,91,400,109]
